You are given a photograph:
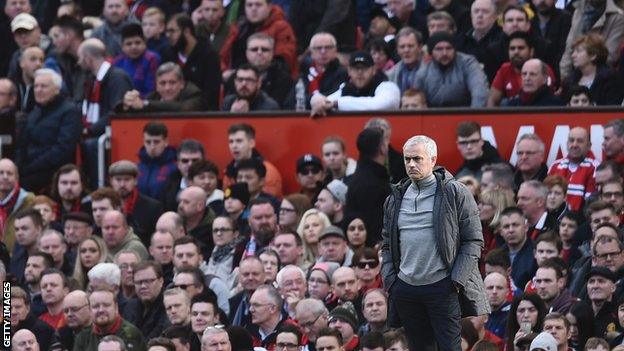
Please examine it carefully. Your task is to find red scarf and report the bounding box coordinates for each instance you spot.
[82,61,111,130]
[0,185,20,234]
[123,188,139,215]
[307,63,325,95]
[92,315,123,336]
[54,199,82,221]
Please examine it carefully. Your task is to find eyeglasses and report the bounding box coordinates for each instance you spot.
[213,227,233,234]
[180,158,200,164]
[279,207,296,213]
[299,167,321,176]
[457,139,481,147]
[354,260,379,269]
[602,191,624,199]
[134,277,159,286]
[247,46,272,53]
[311,45,336,52]
[63,304,88,314]
[594,250,622,260]
[299,313,323,329]
[276,342,299,350]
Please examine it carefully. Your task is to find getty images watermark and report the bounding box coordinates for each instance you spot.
[3,281,10,348]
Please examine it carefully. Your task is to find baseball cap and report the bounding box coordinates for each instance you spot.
[296,154,322,173]
[529,332,557,351]
[349,51,374,68]
[11,13,38,32]
[325,180,348,206]
[319,225,347,241]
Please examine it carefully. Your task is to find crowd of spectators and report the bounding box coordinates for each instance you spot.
[4,0,624,351]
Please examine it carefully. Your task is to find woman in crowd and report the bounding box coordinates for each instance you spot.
[343,212,368,252]
[279,194,312,232]
[352,247,381,294]
[258,247,281,286]
[297,209,332,266]
[307,262,340,310]
[72,236,109,289]
[506,293,547,351]
[205,216,246,289]
[566,302,595,351]
[478,189,515,253]
[565,33,623,105]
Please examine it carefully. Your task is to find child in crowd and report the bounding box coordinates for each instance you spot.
[141,7,173,63]
[114,23,161,98]
[188,159,224,215]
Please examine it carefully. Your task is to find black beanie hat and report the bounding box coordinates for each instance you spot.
[427,31,455,50]
[225,182,251,206]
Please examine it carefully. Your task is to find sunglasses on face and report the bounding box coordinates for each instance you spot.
[299,167,321,176]
[354,260,379,269]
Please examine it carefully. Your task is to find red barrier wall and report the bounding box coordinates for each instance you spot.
[111,108,624,193]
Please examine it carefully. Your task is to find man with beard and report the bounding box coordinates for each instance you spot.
[51,164,92,220]
[504,59,563,106]
[488,31,557,107]
[243,198,278,257]
[414,32,489,107]
[165,13,220,110]
[24,251,54,317]
[63,212,93,264]
[123,261,170,340]
[90,0,138,57]
[109,160,163,246]
[310,52,400,116]
[221,64,279,111]
[177,186,215,258]
[0,158,34,253]
[192,0,230,52]
[14,46,44,114]
[548,127,596,211]
[74,288,147,351]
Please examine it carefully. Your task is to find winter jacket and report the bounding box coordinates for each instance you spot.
[381,167,489,320]
[223,149,284,199]
[127,192,163,247]
[91,17,140,57]
[188,207,217,259]
[224,59,295,108]
[346,158,390,247]
[137,146,178,200]
[221,90,280,111]
[563,65,624,105]
[1,188,33,252]
[14,313,57,351]
[178,41,221,110]
[221,5,298,75]
[289,0,356,54]
[300,58,348,108]
[122,292,170,340]
[455,141,505,180]
[160,170,183,212]
[560,0,624,78]
[503,238,535,289]
[15,96,81,192]
[325,73,401,111]
[530,8,572,78]
[504,85,565,106]
[385,60,422,93]
[414,52,489,107]
[549,289,579,314]
[85,66,134,138]
[108,227,149,260]
[113,49,161,98]
[73,318,147,351]
[456,25,504,83]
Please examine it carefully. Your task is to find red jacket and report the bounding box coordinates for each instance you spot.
[220,5,297,77]
[548,153,597,211]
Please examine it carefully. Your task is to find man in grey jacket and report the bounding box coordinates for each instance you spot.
[414,31,489,107]
[381,135,489,351]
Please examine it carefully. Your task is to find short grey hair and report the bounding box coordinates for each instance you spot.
[247,32,275,48]
[88,263,121,286]
[309,32,337,49]
[521,180,548,201]
[395,26,423,45]
[365,117,392,135]
[99,335,126,351]
[156,62,184,81]
[34,68,63,89]
[276,265,306,287]
[39,229,67,246]
[517,133,545,153]
[255,284,284,309]
[605,119,624,137]
[403,135,438,158]
[296,298,328,317]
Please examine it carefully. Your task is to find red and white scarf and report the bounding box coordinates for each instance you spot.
[0,185,20,234]
[82,61,111,127]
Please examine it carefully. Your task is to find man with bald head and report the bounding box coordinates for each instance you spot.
[549,126,598,211]
[78,37,132,188]
[58,290,92,350]
[15,46,44,113]
[15,68,81,192]
[483,272,510,339]
[0,158,34,251]
[178,186,215,258]
[101,210,149,259]
[12,329,40,351]
[332,267,364,322]
[156,212,186,239]
[505,58,562,106]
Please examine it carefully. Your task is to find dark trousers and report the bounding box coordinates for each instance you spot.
[389,276,461,351]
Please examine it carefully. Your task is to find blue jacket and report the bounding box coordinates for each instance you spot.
[15,96,81,176]
[113,50,160,97]
[486,302,510,339]
[504,238,535,289]
[137,146,177,199]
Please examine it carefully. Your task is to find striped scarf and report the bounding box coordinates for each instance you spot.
[82,61,111,128]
